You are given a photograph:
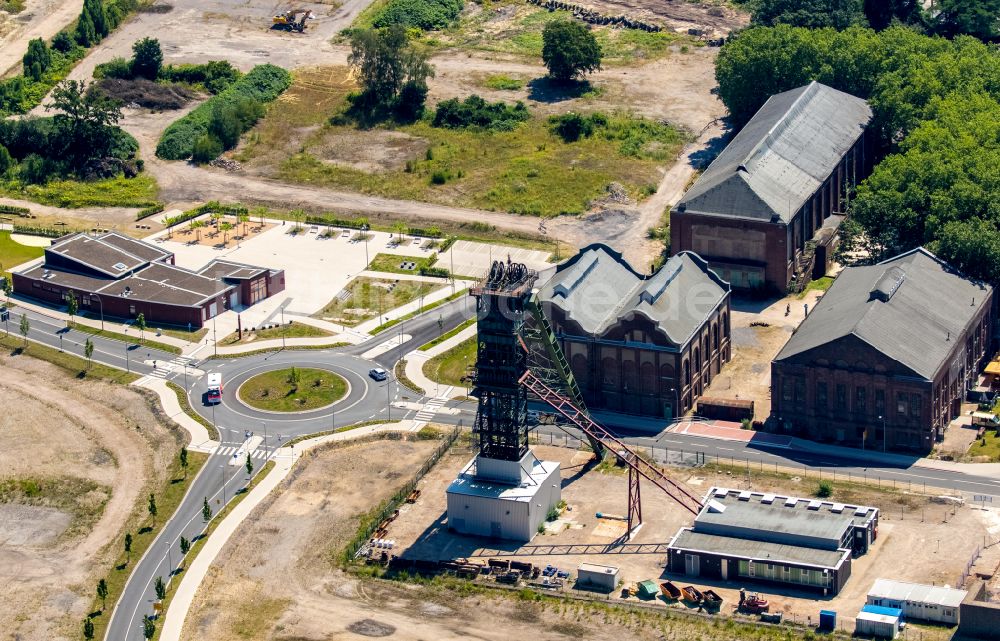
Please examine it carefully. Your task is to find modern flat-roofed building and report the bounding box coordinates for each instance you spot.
[867,579,966,625]
[12,231,285,328]
[537,244,731,419]
[666,487,879,595]
[770,248,992,453]
[671,81,873,293]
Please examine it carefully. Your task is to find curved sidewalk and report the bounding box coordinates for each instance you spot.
[158,420,419,641]
[403,323,476,399]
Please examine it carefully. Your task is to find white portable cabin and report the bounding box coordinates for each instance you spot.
[867,579,966,625]
[855,611,899,639]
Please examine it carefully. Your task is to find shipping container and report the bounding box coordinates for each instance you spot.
[855,611,899,639]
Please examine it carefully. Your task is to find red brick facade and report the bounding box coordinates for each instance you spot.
[771,305,993,453]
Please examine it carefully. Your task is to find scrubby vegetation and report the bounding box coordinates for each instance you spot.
[371,0,463,30]
[156,64,291,161]
[433,95,529,131]
[345,26,434,123]
[549,111,685,160]
[94,77,195,109]
[0,0,140,116]
[95,38,240,95]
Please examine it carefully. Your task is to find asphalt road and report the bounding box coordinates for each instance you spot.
[12,299,1000,641]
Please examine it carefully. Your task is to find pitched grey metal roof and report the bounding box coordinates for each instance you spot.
[538,244,729,347]
[775,248,992,380]
[676,81,872,224]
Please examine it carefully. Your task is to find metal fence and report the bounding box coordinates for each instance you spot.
[345,424,462,562]
[958,544,982,588]
[533,431,706,467]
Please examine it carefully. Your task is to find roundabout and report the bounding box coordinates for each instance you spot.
[237,367,348,413]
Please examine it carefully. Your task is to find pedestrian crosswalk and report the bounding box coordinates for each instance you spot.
[414,395,449,422]
[147,355,195,379]
[216,445,269,460]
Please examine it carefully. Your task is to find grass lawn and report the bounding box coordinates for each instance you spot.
[0,230,44,273]
[88,447,208,641]
[419,317,474,351]
[313,276,444,326]
[0,175,159,208]
[798,275,835,298]
[222,322,333,345]
[0,333,140,384]
[366,253,440,275]
[968,430,1000,460]
[237,67,686,218]
[423,335,476,388]
[238,367,347,412]
[0,476,110,540]
[69,321,182,355]
[156,325,210,342]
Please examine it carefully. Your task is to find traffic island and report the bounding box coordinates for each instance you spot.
[237,367,347,412]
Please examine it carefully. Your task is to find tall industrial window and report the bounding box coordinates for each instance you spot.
[875,388,885,415]
[836,384,847,411]
[817,382,828,410]
[910,394,921,419]
[855,387,867,413]
[897,392,908,415]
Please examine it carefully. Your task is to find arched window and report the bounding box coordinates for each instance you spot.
[683,359,691,386]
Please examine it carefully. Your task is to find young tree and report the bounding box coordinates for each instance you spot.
[237,212,250,237]
[287,366,301,392]
[96,578,108,611]
[179,536,190,556]
[135,312,146,343]
[191,219,205,241]
[52,31,75,53]
[84,0,109,39]
[148,493,157,522]
[23,38,52,81]
[75,10,97,47]
[245,453,253,477]
[348,25,434,116]
[65,289,78,327]
[180,446,189,479]
[83,618,95,640]
[154,576,166,601]
[124,532,133,561]
[541,20,602,82]
[84,337,94,370]
[131,37,163,80]
[191,134,222,164]
[202,496,212,523]
[143,617,155,641]
[220,221,234,245]
[0,144,11,177]
[19,313,29,347]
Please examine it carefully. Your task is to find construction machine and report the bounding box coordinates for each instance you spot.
[272,8,314,32]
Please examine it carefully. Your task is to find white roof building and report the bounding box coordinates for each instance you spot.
[867,578,967,624]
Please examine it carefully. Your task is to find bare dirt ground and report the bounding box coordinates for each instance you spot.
[30,0,728,269]
[0,195,146,235]
[0,352,183,641]
[585,0,747,35]
[0,0,83,76]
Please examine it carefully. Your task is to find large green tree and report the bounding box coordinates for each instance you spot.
[23,39,51,81]
[46,79,123,164]
[748,0,866,29]
[347,25,434,116]
[131,37,163,80]
[932,0,1000,40]
[863,0,923,31]
[541,20,602,82]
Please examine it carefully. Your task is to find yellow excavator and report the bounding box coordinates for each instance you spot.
[272,8,314,32]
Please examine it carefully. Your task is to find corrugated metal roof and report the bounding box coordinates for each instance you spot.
[538,244,729,346]
[775,248,992,380]
[676,81,872,224]
[868,579,967,608]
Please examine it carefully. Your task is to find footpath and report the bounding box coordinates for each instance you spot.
[403,323,476,399]
[158,419,422,641]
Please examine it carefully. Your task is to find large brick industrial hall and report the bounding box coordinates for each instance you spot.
[13,231,285,329]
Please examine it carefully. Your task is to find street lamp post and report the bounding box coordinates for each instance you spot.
[166,542,172,576]
[881,414,887,453]
[449,238,456,294]
[212,403,218,436]
[280,304,286,349]
[92,294,104,331]
[59,331,63,352]
[361,224,370,266]
[213,312,218,357]
[183,362,188,391]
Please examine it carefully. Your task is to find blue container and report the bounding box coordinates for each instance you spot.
[862,605,903,618]
[819,610,837,631]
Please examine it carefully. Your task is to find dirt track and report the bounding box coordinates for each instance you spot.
[0,353,183,641]
[0,0,84,76]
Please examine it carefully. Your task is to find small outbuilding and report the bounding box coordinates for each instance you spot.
[855,607,901,639]
[867,578,966,625]
[576,563,619,593]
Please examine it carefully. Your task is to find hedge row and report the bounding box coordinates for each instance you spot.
[135,202,164,221]
[372,0,463,30]
[163,201,247,228]
[0,203,31,216]
[155,64,292,160]
[13,224,71,238]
